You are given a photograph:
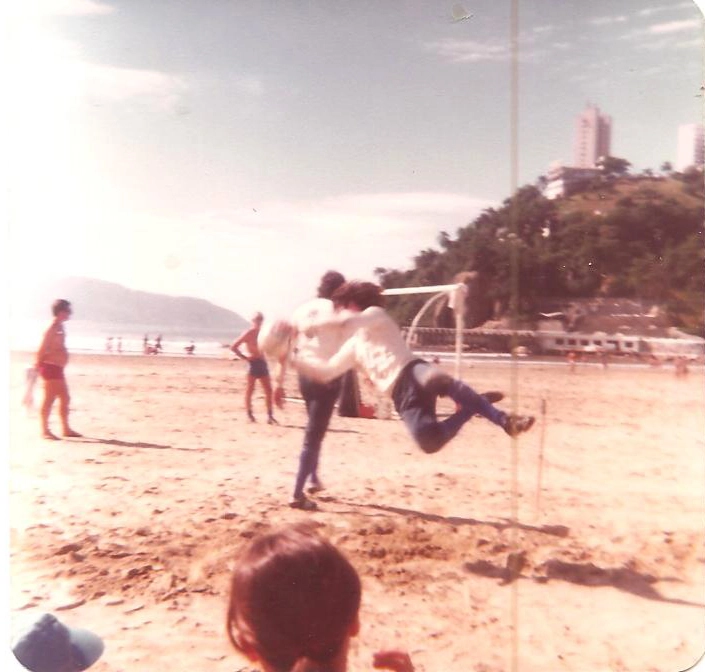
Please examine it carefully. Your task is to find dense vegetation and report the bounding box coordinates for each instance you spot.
[375,165,705,336]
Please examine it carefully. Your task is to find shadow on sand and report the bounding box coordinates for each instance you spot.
[78,437,211,452]
[324,497,702,607]
[322,497,570,538]
[464,557,705,607]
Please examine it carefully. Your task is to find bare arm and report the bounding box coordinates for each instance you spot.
[230,328,254,360]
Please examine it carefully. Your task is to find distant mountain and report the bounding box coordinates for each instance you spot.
[14,277,249,336]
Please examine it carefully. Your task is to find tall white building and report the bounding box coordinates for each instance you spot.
[573,104,612,168]
[676,123,704,172]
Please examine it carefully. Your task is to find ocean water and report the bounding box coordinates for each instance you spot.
[9,318,238,359]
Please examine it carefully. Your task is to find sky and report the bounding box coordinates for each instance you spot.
[3,0,704,321]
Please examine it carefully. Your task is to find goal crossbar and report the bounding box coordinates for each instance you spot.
[382,283,465,296]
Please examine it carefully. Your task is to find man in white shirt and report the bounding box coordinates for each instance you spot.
[275,271,347,510]
[293,281,535,455]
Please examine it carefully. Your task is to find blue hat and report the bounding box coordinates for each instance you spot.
[12,614,104,672]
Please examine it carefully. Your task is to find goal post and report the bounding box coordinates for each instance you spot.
[382,283,467,377]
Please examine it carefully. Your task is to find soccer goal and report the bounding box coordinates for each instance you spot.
[382,283,467,378]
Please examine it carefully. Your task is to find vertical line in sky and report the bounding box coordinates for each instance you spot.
[509,2,520,672]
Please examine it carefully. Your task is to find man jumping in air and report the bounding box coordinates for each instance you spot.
[292,281,534,455]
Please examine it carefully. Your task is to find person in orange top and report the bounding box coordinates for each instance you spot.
[35,299,82,440]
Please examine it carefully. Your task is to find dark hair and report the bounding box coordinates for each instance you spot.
[52,299,72,317]
[317,271,346,299]
[226,525,361,672]
[331,281,384,310]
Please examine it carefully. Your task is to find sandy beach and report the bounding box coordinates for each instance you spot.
[8,351,705,672]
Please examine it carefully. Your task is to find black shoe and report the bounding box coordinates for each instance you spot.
[247,411,256,423]
[503,414,535,437]
[267,415,278,425]
[481,391,504,404]
[289,496,318,511]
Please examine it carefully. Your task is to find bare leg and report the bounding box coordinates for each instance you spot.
[260,376,276,422]
[40,380,60,439]
[245,375,256,420]
[57,379,81,436]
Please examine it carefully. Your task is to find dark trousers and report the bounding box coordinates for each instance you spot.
[293,374,343,498]
[392,361,506,454]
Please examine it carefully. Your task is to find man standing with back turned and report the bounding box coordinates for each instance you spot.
[275,271,347,511]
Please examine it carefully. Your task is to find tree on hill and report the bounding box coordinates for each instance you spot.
[376,176,704,336]
[597,155,631,178]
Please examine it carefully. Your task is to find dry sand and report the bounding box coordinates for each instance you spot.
[8,351,705,671]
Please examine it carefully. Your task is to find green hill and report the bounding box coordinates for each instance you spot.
[376,172,705,336]
[555,174,704,218]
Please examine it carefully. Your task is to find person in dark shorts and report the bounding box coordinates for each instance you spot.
[35,299,82,440]
[231,312,277,424]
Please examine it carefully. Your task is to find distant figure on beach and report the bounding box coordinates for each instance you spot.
[231,312,277,424]
[599,349,609,370]
[566,350,577,373]
[143,334,161,355]
[292,281,534,455]
[116,336,122,354]
[226,524,414,672]
[274,270,347,511]
[185,341,196,355]
[105,336,113,353]
[12,612,104,672]
[35,299,82,440]
[675,356,689,378]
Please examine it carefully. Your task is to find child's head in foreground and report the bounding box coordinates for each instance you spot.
[226,524,361,672]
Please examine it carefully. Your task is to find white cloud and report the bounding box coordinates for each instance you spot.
[589,15,628,26]
[425,38,510,63]
[649,18,701,33]
[7,19,188,115]
[639,2,697,17]
[532,24,557,34]
[425,37,546,64]
[618,14,701,48]
[83,63,188,110]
